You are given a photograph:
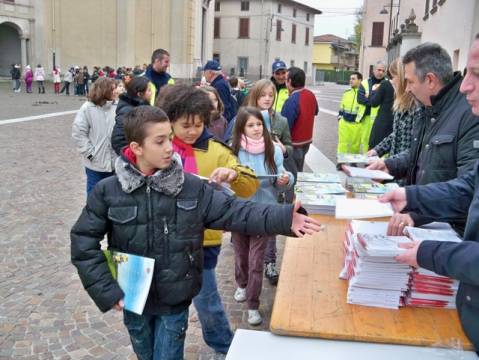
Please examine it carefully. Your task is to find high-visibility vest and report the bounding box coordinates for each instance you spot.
[339,88,360,122]
[356,79,380,122]
[149,78,176,106]
[273,87,289,113]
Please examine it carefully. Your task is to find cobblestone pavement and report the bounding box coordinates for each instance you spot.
[0,82,342,359]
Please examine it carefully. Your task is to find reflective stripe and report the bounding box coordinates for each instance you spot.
[356,79,380,122]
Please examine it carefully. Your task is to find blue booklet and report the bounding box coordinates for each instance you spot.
[105,251,155,315]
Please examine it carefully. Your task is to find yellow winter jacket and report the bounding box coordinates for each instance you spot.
[191,137,259,247]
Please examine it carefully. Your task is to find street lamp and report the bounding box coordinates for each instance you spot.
[379,1,401,45]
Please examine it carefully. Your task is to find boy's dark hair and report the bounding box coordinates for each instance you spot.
[403,42,453,84]
[156,84,213,126]
[124,106,169,145]
[229,76,239,88]
[287,67,306,88]
[151,48,170,64]
[126,76,150,98]
[351,71,363,81]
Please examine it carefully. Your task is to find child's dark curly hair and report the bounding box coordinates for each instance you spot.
[156,84,213,126]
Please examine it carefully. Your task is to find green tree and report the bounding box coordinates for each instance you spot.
[353,7,363,52]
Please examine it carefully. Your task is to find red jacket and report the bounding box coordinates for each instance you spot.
[281,88,318,146]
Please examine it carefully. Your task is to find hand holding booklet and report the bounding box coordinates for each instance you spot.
[343,165,394,180]
[104,250,155,315]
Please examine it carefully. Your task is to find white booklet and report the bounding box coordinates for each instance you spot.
[111,251,155,315]
[343,166,394,180]
[335,198,394,219]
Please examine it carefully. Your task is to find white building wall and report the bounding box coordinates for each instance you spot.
[359,0,389,77]
[213,0,316,81]
[420,0,479,71]
[213,0,265,79]
[268,1,315,81]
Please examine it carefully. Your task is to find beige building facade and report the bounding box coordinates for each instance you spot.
[359,0,424,77]
[0,0,215,79]
[212,0,321,81]
[360,0,479,77]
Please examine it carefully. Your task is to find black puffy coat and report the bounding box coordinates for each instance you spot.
[111,93,149,155]
[71,156,294,315]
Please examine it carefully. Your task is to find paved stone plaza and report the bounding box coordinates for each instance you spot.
[0,81,342,359]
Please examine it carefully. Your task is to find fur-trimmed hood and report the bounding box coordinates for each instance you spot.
[115,152,184,196]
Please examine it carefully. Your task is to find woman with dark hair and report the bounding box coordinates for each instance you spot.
[72,77,117,194]
[111,76,152,154]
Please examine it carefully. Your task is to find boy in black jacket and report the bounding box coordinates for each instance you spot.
[71,105,321,360]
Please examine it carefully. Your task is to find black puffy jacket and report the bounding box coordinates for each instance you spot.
[71,156,294,315]
[111,93,149,155]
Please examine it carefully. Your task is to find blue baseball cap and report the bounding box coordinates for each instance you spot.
[203,60,222,71]
[272,60,287,73]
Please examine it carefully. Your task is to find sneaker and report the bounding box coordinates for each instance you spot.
[247,309,262,326]
[234,287,246,302]
[264,262,279,285]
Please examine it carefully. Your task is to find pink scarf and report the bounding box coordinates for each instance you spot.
[241,135,265,154]
[172,137,198,174]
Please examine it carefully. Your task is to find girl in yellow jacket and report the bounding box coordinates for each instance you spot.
[157,84,258,356]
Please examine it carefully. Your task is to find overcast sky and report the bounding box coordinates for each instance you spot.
[297,0,364,38]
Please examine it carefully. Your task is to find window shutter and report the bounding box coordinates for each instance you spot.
[239,18,249,38]
[371,22,384,47]
[214,18,220,38]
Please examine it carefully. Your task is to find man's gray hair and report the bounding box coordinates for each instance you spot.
[403,42,453,84]
[374,60,386,68]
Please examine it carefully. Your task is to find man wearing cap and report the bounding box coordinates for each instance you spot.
[204,60,237,122]
[271,60,289,113]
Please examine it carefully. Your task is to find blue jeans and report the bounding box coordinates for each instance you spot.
[292,143,311,172]
[123,309,188,360]
[193,268,233,354]
[85,167,114,195]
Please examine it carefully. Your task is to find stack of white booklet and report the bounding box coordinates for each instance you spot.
[342,221,412,309]
[403,224,461,309]
[296,193,347,215]
[339,221,462,310]
[296,181,346,195]
[295,173,346,214]
[297,172,341,183]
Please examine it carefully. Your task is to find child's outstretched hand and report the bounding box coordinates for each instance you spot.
[210,167,238,184]
[276,172,289,186]
[291,201,323,237]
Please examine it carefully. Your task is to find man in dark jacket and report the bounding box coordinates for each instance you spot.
[203,60,237,122]
[144,48,175,104]
[71,106,322,359]
[368,43,479,235]
[381,35,479,353]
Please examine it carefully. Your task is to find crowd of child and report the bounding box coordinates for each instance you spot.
[70,49,321,359]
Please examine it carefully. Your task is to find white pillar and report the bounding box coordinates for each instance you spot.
[20,37,27,67]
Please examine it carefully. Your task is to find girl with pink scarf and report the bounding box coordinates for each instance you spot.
[230,106,293,326]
